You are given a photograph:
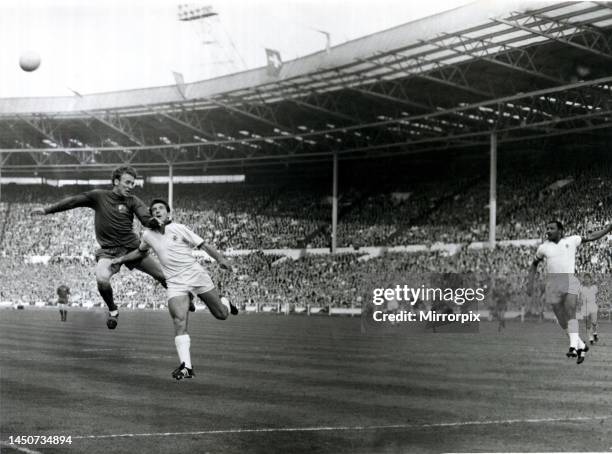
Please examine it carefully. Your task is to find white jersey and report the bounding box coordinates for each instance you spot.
[535,235,581,274]
[140,222,205,281]
[579,285,598,305]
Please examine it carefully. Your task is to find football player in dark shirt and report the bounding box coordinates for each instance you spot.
[31,166,183,329]
[57,284,70,322]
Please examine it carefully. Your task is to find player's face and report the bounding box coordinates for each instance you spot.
[113,173,135,197]
[584,275,592,285]
[151,203,169,222]
[545,223,561,242]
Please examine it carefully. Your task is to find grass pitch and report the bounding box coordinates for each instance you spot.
[2,309,612,453]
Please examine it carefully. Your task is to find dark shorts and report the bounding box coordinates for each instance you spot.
[95,246,147,271]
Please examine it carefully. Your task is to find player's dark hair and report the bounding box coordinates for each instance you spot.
[548,220,563,230]
[149,198,171,214]
[111,166,138,186]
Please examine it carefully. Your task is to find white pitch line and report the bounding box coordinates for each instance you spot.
[0,441,43,454]
[71,414,612,440]
[0,356,107,361]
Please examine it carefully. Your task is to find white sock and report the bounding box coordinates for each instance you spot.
[568,332,578,349]
[568,319,585,349]
[174,334,191,369]
[220,297,230,312]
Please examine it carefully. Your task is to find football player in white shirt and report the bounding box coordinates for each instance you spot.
[528,220,611,364]
[578,273,599,345]
[111,199,238,381]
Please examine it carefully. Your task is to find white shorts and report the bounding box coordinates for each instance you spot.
[544,274,580,304]
[166,266,215,300]
[580,302,598,320]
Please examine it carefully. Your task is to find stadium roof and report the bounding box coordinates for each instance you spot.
[2,0,612,176]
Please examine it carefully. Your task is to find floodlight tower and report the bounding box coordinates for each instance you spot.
[177,3,243,80]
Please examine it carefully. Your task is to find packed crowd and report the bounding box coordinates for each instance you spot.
[0,256,164,307]
[0,252,363,309]
[2,150,612,255]
[2,244,612,313]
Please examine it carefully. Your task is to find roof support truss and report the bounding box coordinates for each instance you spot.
[431,33,558,84]
[495,13,612,60]
[87,111,145,147]
[359,53,493,98]
[18,115,65,148]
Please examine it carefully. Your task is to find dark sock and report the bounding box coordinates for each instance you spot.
[97,282,117,311]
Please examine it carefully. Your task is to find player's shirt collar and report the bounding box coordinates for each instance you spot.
[109,188,129,201]
[148,220,173,235]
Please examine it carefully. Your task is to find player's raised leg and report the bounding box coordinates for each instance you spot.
[134,253,166,287]
[197,287,238,319]
[168,294,194,380]
[95,258,121,329]
[135,255,195,312]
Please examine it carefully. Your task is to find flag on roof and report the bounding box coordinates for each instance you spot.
[265,48,282,77]
[173,71,186,99]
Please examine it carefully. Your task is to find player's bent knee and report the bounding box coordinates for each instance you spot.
[95,270,113,283]
[197,290,228,320]
[210,301,229,320]
[213,309,228,320]
[97,280,112,290]
[173,318,187,334]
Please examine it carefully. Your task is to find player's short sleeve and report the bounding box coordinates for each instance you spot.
[570,235,582,247]
[177,224,205,248]
[130,195,152,225]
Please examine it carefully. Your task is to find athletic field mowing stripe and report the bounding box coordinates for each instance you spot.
[2,309,612,453]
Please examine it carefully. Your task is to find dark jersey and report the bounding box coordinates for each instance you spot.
[57,285,70,303]
[44,189,152,249]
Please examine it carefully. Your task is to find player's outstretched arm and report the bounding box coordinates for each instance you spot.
[133,196,155,227]
[582,224,612,243]
[198,242,233,271]
[30,193,93,216]
[527,257,542,296]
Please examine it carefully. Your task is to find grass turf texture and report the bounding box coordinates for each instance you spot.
[2,309,612,453]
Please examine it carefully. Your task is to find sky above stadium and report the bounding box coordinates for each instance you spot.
[0,0,474,98]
